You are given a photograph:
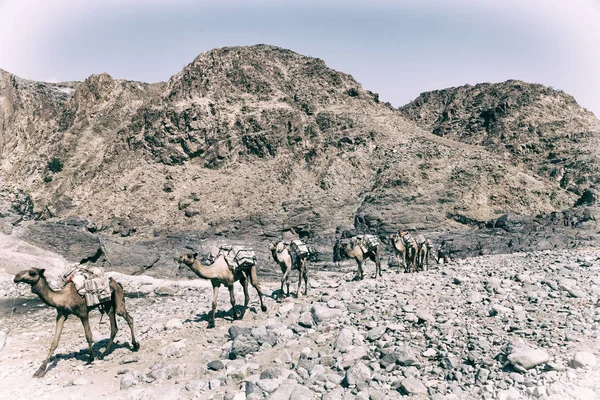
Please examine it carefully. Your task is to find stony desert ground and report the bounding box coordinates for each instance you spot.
[1,239,600,400]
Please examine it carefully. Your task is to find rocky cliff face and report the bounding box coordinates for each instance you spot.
[0,46,598,273]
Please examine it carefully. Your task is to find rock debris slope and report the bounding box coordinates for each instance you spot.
[1,250,600,399]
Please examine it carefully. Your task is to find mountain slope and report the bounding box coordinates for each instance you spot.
[399,80,600,195]
[0,46,593,269]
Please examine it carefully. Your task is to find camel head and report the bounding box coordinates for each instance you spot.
[178,253,198,266]
[333,240,350,262]
[14,268,46,285]
[269,242,277,252]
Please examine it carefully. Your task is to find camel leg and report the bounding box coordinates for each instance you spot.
[280,265,291,301]
[240,275,249,317]
[249,267,267,312]
[119,309,139,352]
[228,284,239,320]
[302,260,309,295]
[108,279,139,351]
[356,258,364,280]
[375,248,382,278]
[101,306,118,358]
[208,283,219,329]
[296,264,303,298]
[34,312,68,378]
[81,316,95,364]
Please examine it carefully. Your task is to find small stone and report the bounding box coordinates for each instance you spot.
[256,378,281,393]
[508,347,550,372]
[154,285,177,296]
[336,328,354,349]
[416,310,435,323]
[229,325,252,340]
[398,378,427,395]
[164,319,183,330]
[422,348,437,358]
[209,379,221,390]
[570,351,597,369]
[185,380,208,392]
[298,312,314,328]
[343,362,371,387]
[476,368,490,383]
[120,372,137,390]
[207,360,225,371]
[367,326,386,342]
[466,292,483,304]
[230,335,260,359]
[311,304,342,324]
[567,288,586,298]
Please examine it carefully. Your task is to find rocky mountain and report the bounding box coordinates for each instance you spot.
[1,46,599,273]
[399,80,600,195]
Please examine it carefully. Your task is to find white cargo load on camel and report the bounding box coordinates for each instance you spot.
[59,264,111,307]
[290,239,310,259]
[354,234,379,253]
[218,245,257,270]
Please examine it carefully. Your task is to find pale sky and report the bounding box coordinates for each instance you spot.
[0,0,599,116]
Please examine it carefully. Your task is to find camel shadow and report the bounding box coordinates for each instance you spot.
[45,341,133,372]
[186,304,261,324]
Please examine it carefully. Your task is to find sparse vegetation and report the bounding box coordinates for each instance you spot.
[47,157,63,173]
[346,88,359,97]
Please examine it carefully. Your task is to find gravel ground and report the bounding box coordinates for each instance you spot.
[1,249,600,399]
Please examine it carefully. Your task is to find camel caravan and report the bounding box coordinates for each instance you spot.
[12,232,446,377]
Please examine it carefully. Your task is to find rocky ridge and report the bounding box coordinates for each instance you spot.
[399,80,600,195]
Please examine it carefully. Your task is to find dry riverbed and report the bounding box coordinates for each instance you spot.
[1,250,600,399]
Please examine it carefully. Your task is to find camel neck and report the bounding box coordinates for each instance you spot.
[32,277,61,308]
[190,259,218,279]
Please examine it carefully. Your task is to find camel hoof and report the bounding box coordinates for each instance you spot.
[207,322,216,329]
[261,305,267,312]
[132,342,140,352]
[33,367,46,378]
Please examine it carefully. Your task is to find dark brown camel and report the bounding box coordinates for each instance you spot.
[178,252,267,328]
[334,238,381,280]
[13,267,139,378]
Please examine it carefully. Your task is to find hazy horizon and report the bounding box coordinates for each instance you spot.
[1,0,599,115]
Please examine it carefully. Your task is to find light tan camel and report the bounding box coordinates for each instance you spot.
[390,233,418,272]
[333,238,381,280]
[269,242,308,300]
[415,235,433,271]
[388,233,408,271]
[13,267,139,378]
[178,252,267,328]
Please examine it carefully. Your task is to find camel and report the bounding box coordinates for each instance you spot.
[333,236,381,280]
[388,233,408,271]
[269,241,308,300]
[178,252,267,328]
[415,235,432,271]
[389,233,418,272]
[13,267,139,378]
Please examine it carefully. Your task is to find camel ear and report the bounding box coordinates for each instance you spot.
[193,253,198,259]
[39,269,46,276]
